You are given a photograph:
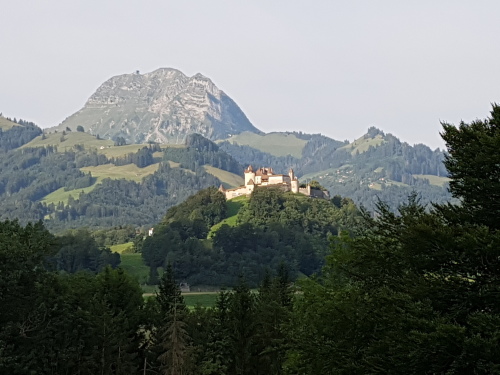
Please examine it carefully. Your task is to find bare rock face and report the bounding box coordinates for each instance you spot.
[55,68,261,143]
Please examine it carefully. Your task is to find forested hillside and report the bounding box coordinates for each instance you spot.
[1,105,499,374]
[221,127,452,211]
[140,186,361,287]
[0,115,42,150]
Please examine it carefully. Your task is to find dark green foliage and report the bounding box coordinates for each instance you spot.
[441,104,500,230]
[76,125,85,132]
[285,106,500,374]
[0,119,42,151]
[53,228,120,273]
[142,187,360,287]
[0,220,144,374]
[162,186,227,228]
[164,134,242,174]
[114,136,127,146]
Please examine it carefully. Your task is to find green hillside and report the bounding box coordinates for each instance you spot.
[414,174,450,187]
[22,131,113,150]
[204,165,244,188]
[0,116,20,130]
[338,134,386,155]
[81,163,160,182]
[208,195,248,236]
[224,131,307,158]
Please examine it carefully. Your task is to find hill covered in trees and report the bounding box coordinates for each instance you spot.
[140,186,361,287]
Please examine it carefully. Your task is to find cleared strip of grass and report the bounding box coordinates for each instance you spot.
[41,163,159,205]
[81,163,159,182]
[208,196,248,237]
[414,174,450,187]
[22,132,113,150]
[110,242,134,254]
[0,116,20,130]
[41,178,104,205]
[339,134,386,155]
[225,131,307,158]
[204,165,244,188]
[120,253,150,285]
[183,293,218,309]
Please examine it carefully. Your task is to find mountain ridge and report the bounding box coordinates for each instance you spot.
[51,68,261,144]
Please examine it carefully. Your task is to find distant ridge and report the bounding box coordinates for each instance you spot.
[52,68,261,144]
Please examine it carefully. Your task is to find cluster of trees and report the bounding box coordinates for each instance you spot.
[164,134,242,174]
[284,106,500,373]
[141,186,361,287]
[52,229,120,273]
[0,119,42,151]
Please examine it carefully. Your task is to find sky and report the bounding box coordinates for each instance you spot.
[2,1,500,150]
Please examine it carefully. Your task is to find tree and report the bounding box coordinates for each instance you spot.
[76,125,85,132]
[286,105,500,374]
[150,263,192,375]
[441,104,500,230]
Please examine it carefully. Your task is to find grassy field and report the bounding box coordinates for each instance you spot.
[224,131,307,158]
[22,132,114,150]
[204,165,244,188]
[183,292,219,308]
[81,163,159,182]
[41,163,159,205]
[0,116,20,130]
[339,134,386,155]
[208,195,248,236]
[120,253,150,285]
[41,179,104,205]
[414,174,450,187]
[110,242,134,253]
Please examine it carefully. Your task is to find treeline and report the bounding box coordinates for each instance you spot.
[0,119,42,151]
[164,133,242,174]
[141,187,361,286]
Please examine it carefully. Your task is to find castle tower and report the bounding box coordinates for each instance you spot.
[244,165,255,186]
[289,168,299,193]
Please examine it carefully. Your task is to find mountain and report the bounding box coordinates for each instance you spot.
[52,68,261,143]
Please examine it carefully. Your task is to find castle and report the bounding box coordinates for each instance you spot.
[219,166,329,200]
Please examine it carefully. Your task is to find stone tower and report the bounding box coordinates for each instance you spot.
[289,168,299,193]
[244,165,255,186]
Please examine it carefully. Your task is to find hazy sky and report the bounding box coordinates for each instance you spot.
[2,1,500,149]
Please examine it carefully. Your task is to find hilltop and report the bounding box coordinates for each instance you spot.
[50,68,261,144]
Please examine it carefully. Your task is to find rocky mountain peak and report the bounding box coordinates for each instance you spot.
[54,68,260,144]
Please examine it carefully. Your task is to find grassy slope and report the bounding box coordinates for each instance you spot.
[339,134,386,155]
[209,195,248,236]
[81,163,160,182]
[41,178,105,205]
[41,163,160,205]
[119,253,150,285]
[414,174,450,187]
[224,131,307,158]
[22,132,113,150]
[0,116,20,130]
[204,165,244,188]
[109,242,134,253]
